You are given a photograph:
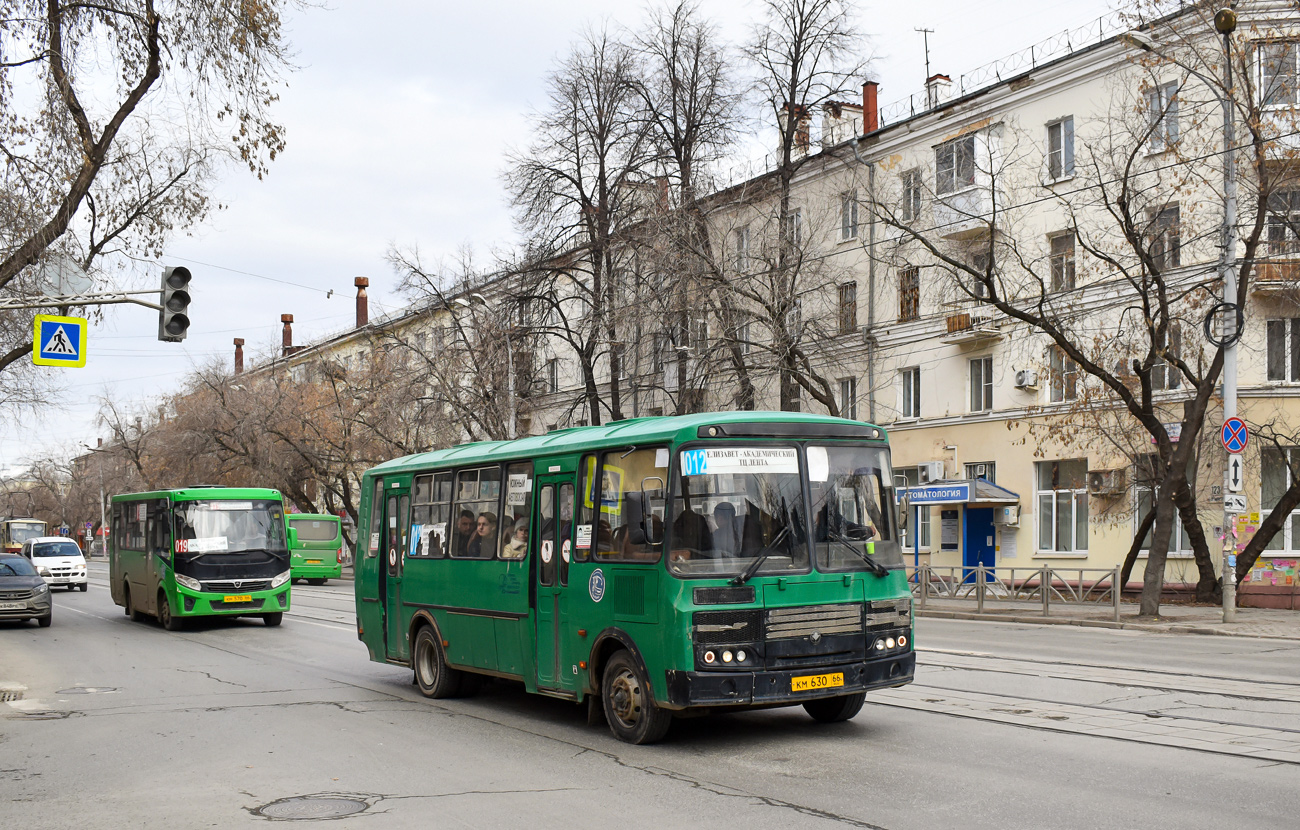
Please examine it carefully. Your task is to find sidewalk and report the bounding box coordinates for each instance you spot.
[915,595,1300,640]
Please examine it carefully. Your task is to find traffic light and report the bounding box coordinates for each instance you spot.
[158,266,191,342]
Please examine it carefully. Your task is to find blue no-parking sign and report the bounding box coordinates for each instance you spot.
[1221,417,1248,454]
[32,314,87,368]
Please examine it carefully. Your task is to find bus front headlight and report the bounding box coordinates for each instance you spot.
[174,574,201,591]
[271,570,291,589]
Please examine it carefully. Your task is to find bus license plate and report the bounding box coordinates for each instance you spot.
[0,601,26,610]
[306,560,321,565]
[223,594,252,603]
[791,672,844,692]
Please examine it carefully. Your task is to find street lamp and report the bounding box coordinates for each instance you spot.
[1214,7,1239,623]
[81,443,107,558]
[453,293,518,440]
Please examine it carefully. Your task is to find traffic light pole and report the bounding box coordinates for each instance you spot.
[0,290,163,312]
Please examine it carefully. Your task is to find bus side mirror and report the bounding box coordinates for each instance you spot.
[288,528,299,548]
[641,477,665,546]
[894,474,910,533]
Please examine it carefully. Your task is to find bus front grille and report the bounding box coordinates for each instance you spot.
[210,598,266,611]
[765,603,864,639]
[201,579,272,593]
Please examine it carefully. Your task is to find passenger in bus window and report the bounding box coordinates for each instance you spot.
[453,510,475,556]
[712,502,739,557]
[469,512,497,558]
[502,518,529,559]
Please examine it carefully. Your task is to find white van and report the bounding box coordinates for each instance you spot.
[22,536,88,591]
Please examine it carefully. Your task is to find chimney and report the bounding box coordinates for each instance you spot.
[354,277,370,328]
[97,438,102,448]
[281,314,294,355]
[233,338,245,374]
[925,74,953,109]
[863,81,879,133]
[781,103,812,158]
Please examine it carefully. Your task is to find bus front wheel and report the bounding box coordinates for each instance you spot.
[601,651,671,745]
[262,613,283,627]
[413,626,462,698]
[802,692,866,723]
[157,592,184,631]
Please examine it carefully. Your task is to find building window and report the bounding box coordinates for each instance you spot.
[899,266,920,322]
[1036,460,1088,554]
[1147,205,1180,269]
[901,169,922,222]
[936,134,976,195]
[901,367,920,418]
[969,250,991,299]
[969,355,993,412]
[1152,325,1182,391]
[1259,41,1300,108]
[838,377,857,421]
[1267,318,1300,381]
[1049,232,1076,291]
[546,358,559,393]
[838,282,857,334]
[1049,347,1077,403]
[965,461,995,483]
[1263,447,1300,551]
[1046,117,1075,180]
[783,208,803,247]
[840,190,859,240]
[1136,456,1191,556]
[899,467,932,550]
[1146,81,1179,152]
[733,225,750,271]
[1267,189,1300,255]
[736,320,752,355]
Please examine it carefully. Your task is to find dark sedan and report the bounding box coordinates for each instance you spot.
[0,554,52,627]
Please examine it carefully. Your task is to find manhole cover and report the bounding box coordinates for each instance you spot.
[56,687,117,695]
[255,796,370,820]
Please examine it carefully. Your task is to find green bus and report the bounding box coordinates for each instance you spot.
[355,412,915,743]
[109,488,292,630]
[288,513,344,584]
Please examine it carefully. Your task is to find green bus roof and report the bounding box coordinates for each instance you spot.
[368,411,886,477]
[110,487,284,503]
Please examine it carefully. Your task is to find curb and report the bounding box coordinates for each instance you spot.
[916,609,1300,641]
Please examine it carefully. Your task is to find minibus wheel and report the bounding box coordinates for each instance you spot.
[601,651,671,744]
[157,591,184,631]
[413,626,463,698]
[802,692,866,723]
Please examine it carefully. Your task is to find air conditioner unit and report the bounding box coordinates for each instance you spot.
[1014,369,1039,389]
[919,461,945,483]
[994,505,1020,526]
[1086,469,1127,496]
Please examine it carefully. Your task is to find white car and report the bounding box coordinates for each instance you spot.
[21,537,88,591]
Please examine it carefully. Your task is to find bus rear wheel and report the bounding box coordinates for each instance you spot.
[802,692,866,723]
[157,591,184,631]
[124,584,145,622]
[307,578,326,586]
[601,651,671,745]
[413,626,463,698]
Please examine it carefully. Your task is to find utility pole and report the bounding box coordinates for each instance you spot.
[1215,8,1239,623]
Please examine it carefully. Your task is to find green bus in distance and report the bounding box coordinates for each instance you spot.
[288,513,344,584]
[109,488,292,630]
[354,412,915,744]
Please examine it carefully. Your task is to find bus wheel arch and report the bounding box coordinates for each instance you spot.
[411,621,464,698]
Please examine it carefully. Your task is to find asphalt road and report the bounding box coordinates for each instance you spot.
[1,563,1298,829]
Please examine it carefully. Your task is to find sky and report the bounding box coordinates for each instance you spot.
[0,0,1118,472]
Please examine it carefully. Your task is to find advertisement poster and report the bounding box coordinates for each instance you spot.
[941,510,959,551]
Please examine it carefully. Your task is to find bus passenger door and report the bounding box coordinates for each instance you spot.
[383,485,412,662]
[534,475,577,693]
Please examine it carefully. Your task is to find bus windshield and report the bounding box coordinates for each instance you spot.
[173,501,287,554]
[808,444,904,571]
[288,518,339,542]
[9,521,45,544]
[668,446,808,578]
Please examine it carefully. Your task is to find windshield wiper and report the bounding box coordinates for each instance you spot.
[826,526,889,577]
[730,509,797,586]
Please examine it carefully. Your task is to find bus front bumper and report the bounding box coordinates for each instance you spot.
[664,652,916,708]
[174,586,291,616]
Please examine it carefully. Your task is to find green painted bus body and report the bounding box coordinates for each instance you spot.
[108,488,291,623]
[287,514,344,581]
[354,412,915,716]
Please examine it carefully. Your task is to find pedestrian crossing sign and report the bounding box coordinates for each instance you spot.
[32,314,88,368]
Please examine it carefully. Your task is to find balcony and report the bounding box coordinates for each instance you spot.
[1253,258,1300,295]
[943,311,1002,344]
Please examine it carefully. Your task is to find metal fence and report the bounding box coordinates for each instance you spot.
[907,564,1123,622]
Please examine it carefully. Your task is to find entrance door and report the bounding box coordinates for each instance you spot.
[963,507,996,580]
[534,475,577,693]
[383,484,411,661]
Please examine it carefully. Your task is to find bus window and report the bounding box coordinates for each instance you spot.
[453,466,501,559]
[368,479,383,557]
[499,462,532,560]
[558,483,574,584]
[412,471,452,558]
[593,447,666,563]
[538,485,555,586]
[575,454,597,561]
